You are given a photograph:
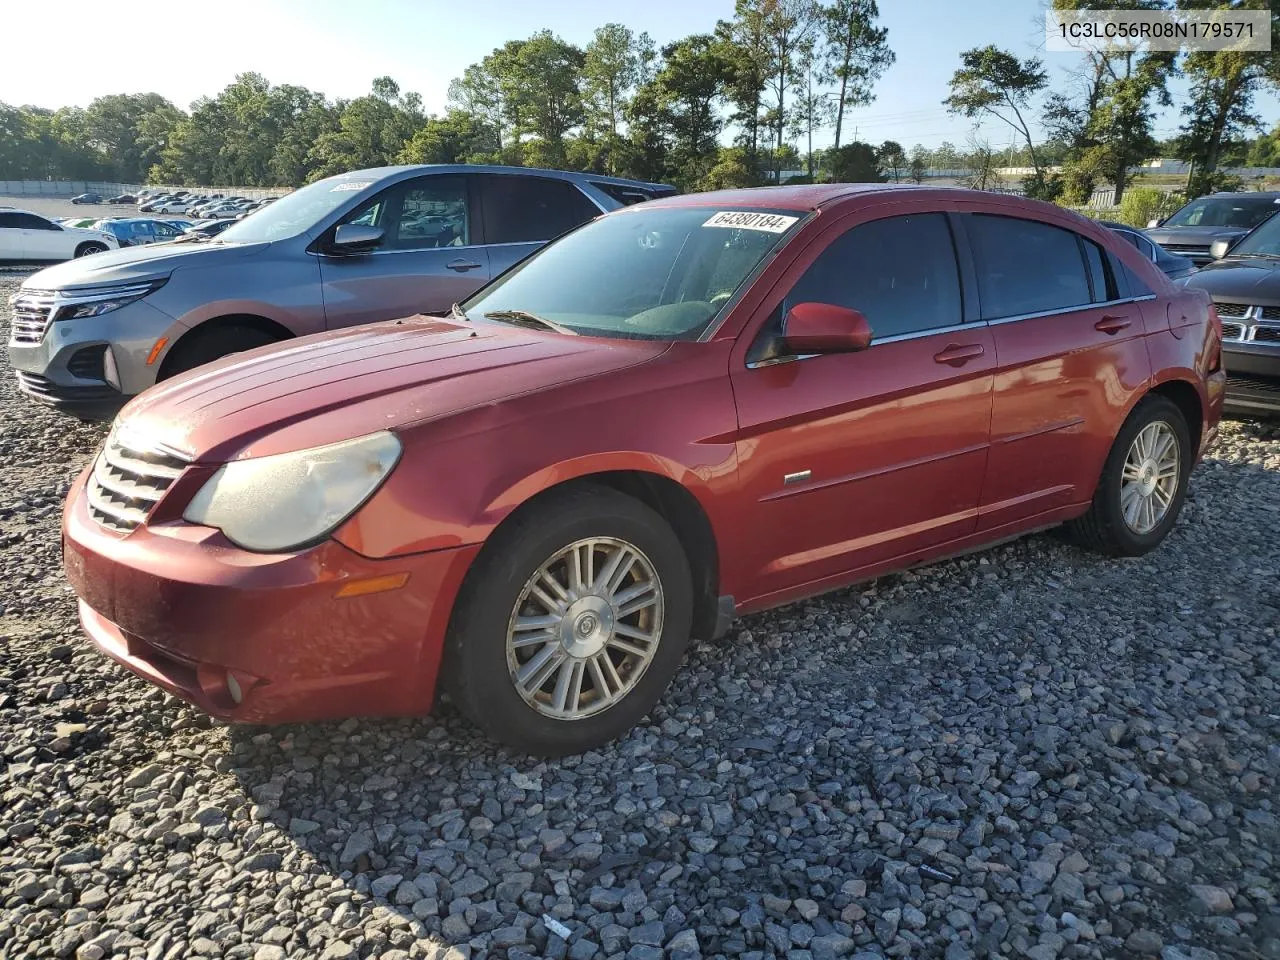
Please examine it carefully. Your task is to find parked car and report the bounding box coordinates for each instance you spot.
[154,199,196,214]
[93,218,190,247]
[8,164,677,419]
[59,217,108,229]
[57,185,1223,754]
[200,203,246,219]
[0,209,117,264]
[1101,221,1197,280]
[180,218,238,239]
[70,193,103,205]
[1180,212,1280,416]
[1146,191,1280,265]
[107,194,137,204]
[138,196,176,213]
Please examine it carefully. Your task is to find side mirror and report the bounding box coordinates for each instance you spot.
[1147,218,1163,229]
[1209,238,1232,260]
[782,302,873,354]
[328,223,384,255]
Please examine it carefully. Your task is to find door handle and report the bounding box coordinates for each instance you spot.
[1095,315,1131,334]
[933,343,986,366]
[446,258,483,272]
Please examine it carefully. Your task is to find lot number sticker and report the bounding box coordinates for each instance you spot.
[703,211,798,232]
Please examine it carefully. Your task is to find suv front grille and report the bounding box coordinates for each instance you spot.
[1212,303,1280,347]
[1221,322,1244,341]
[86,432,190,533]
[8,289,57,345]
[1215,302,1250,319]
[1260,305,1280,321]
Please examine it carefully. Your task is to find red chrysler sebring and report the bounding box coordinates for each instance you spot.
[62,185,1225,755]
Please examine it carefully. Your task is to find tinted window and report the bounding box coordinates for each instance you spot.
[0,213,23,229]
[1164,195,1279,228]
[785,213,963,339]
[481,176,600,244]
[1081,239,1116,301]
[967,215,1090,319]
[392,177,469,249]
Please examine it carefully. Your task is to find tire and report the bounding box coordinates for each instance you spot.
[74,242,108,257]
[1065,395,1192,557]
[159,325,281,379]
[444,485,694,756]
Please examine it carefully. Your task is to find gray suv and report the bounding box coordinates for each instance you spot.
[8,164,675,419]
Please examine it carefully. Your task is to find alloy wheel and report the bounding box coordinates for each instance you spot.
[1120,420,1180,535]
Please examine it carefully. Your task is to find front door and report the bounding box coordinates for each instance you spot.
[955,211,1154,529]
[318,174,491,328]
[729,210,995,605]
[19,214,67,259]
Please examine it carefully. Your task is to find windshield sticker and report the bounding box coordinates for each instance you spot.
[703,211,798,233]
[331,181,372,192]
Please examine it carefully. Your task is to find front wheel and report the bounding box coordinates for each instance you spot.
[74,242,108,257]
[1065,395,1192,557]
[444,486,694,756]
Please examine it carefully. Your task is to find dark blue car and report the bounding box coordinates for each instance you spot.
[94,218,189,247]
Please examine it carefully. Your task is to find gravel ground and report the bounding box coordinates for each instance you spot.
[0,271,1277,960]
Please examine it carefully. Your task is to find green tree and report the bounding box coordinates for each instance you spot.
[876,139,905,181]
[1174,0,1280,196]
[398,110,500,164]
[944,45,1049,190]
[908,144,928,182]
[826,140,883,182]
[818,0,894,149]
[581,23,652,172]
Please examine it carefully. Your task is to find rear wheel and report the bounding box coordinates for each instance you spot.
[444,486,694,756]
[159,325,281,379]
[74,242,108,257]
[1065,395,1191,557]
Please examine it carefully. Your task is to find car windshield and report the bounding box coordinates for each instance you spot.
[1229,213,1280,257]
[216,176,368,244]
[1164,196,1280,228]
[462,206,805,341]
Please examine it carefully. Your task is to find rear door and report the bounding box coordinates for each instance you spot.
[729,207,995,603]
[318,173,490,328]
[0,212,28,259]
[958,210,1153,530]
[474,174,604,276]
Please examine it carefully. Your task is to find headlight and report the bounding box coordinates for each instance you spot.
[54,279,167,320]
[183,432,402,552]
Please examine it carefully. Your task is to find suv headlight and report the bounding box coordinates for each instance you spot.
[183,432,402,552]
[54,279,167,320]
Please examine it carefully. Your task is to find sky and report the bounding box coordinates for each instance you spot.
[1,0,1277,155]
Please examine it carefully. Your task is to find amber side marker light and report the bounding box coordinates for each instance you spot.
[145,337,168,366]
[335,572,411,598]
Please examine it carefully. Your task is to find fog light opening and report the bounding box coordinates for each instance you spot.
[226,672,243,704]
[103,346,121,390]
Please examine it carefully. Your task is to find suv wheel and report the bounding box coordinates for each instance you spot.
[74,242,108,257]
[444,486,694,756]
[160,325,281,379]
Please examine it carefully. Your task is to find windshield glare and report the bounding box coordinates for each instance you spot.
[1164,196,1280,229]
[216,176,374,244]
[1230,213,1280,257]
[463,206,803,340]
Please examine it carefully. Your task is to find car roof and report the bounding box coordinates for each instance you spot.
[1204,191,1280,199]
[333,163,675,192]
[641,182,981,212]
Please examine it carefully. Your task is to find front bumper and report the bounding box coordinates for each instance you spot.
[62,467,481,724]
[7,296,184,413]
[1223,343,1280,415]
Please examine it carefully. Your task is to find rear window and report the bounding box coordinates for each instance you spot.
[966,214,1091,319]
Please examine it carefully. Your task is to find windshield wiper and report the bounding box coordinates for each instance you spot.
[483,309,576,335]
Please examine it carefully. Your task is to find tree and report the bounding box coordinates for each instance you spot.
[508,31,586,167]
[817,0,894,149]
[1174,0,1280,197]
[944,45,1048,188]
[826,140,883,182]
[716,1,771,163]
[961,134,1001,191]
[398,110,500,164]
[758,0,821,180]
[876,140,905,181]
[908,144,928,183]
[582,23,651,172]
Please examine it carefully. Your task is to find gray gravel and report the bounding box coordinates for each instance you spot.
[0,272,1277,960]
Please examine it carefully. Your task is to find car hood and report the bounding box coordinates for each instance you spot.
[119,316,671,463]
[1182,259,1280,303]
[21,239,267,291]
[1146,225,1249,246]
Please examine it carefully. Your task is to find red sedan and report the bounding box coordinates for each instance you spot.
[62,185,1225,755]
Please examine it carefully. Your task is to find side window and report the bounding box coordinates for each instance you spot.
[784,213,963,339]
[15,213,57,230]
[392,176,470,249]
[344,196,388,229]
[967,214,1091,319]
[0,213,23,228]
[1081,239,1116,302]
[481,176,600,245]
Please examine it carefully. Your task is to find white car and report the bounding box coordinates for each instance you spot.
[155,199,196,214]
[202,204,246,219]
[0,208,118,262]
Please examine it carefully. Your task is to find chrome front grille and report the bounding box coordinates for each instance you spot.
[86,431,190,533]
[8,289,57,345]
[1213,303,1280,347]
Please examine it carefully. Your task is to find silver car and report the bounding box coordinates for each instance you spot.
[8,164,675,420]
